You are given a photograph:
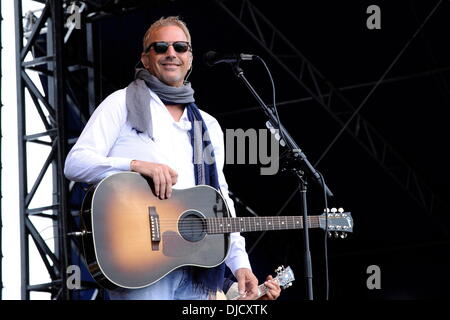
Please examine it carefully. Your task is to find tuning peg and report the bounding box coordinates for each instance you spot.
[340,233,347,239]
[338,208,344,213]
[274,133,280,140]
[324,208,330,213]
[331,208,337,213]
[328,231,332,238]
[334,231,339,238]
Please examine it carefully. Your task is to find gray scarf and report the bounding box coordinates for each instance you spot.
[125,68,195,138]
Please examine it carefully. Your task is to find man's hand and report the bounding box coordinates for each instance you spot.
[258,275,281,300]
[234,268,259,300]
[130,160,178,199]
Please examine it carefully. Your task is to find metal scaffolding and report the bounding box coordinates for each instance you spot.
[15,0,68,300]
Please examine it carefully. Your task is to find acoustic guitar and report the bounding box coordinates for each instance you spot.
[79,172,353,289]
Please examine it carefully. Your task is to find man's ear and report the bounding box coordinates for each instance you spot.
[141,52,149,68]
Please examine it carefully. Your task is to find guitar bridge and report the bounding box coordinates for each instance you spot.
[149,206,160,251]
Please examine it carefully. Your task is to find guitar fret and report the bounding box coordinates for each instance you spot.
[215,217,219,233]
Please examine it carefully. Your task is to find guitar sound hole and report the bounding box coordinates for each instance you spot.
[178,210,206,242]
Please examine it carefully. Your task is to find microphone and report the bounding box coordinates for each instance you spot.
[203,51,255,66]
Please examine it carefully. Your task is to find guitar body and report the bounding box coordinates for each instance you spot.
[80,172,230,290]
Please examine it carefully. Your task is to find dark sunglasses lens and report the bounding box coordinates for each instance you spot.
[173,42,189,53]
[153,42,169,53]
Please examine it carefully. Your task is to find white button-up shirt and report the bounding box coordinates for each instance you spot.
[64,87,251,275]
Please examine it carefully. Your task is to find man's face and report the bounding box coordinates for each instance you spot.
[141,25,192,87]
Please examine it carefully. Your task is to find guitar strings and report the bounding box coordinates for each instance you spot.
[144,219,323,233]
[142,217,327,223]
[143,218,323,226]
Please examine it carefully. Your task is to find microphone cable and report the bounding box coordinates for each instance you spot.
[318,171,330,300]
[253,55,288,147]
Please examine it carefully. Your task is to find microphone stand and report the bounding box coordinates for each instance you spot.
[230,61,334,300]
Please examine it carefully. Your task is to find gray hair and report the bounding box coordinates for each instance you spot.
[142,16,191,51]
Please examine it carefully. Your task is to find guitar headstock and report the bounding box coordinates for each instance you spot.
[274,265,295,289]
[319,208,353,239]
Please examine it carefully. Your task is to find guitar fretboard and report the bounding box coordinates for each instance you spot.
[206,216,322,234]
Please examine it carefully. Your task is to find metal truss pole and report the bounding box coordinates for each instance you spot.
[51,0,69,300]
[215,0,449,227]
[15,0,72,300]
[15,0,29,300]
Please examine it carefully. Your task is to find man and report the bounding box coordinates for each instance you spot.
[64,16,262,300]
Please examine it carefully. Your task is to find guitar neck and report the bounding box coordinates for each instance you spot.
[255,282,269,299]
[206,216,322,234]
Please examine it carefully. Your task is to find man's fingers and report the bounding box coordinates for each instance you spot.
[152,173,161,197]
[169,167,178,185]
[250,286,259,298]
[158,170,167,199]
[133,162,178,198]
[237,278,246,297]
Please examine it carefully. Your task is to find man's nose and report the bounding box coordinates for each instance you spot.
[165,45,177,57]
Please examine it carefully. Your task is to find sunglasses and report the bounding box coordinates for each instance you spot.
[144,41,192,54]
